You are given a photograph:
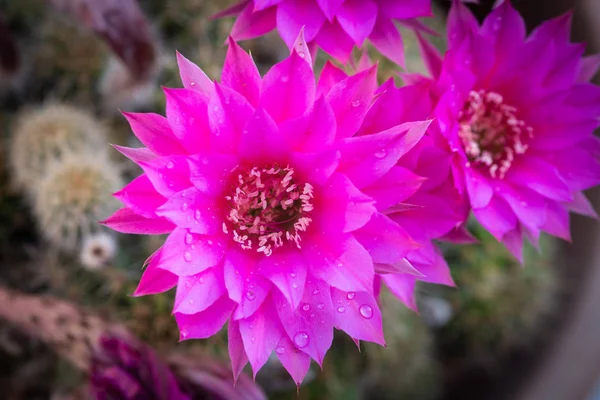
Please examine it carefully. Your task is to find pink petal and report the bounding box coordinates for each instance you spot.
[257,247,307,309]
[239,300,283,375]
[316,61,347,98]
[408,244,455,286]
[362,166,426,211]
[231,2,276,41]
[113,145,156,164]
[331,288,385,345]
[157,228,226,276]
[374,258,423,276]
[481,0,526,61]
[326,65,377,138]
[222,37,261,106]
[164,88,211,153]
[133,249,178,296]
[212,0,249,19]
[565,191,598,218]
[441,224,477,244]
[473,195,517,241]
[289,149,341,186]
[114,174,166,218]
[542,201,571,241]
[276,0,325,47]
[337,0,377,45]
[354,213,419,265]
[187,153,240,198]
[174,266,226,314]
[383,274,417,311]
[377,0,431,19]
[317,173,377,233]
[506,156,572,202]
[275,335,311,386]
[155,187,221,234]
[447,0,479,48]
[338,120,431,188]
[292,28,314,64]
[101,207,175,234]
[176,296,235,340]
[223,248,272,319]
[228,320,248,381]
[464,167,493,208]
[316,0,344,21]
[259,51,315,124]
[314,19,355,63]
[501,228,524,263]
[303,234,374,293]
[208,84,255,154]
[176,51,215,95]
[500,184,548,232]
[122,112,187,156]
[415,32,442,77]
[238,108,289,163]
[254,0,283,11]
[369,15,405,67]
[275,279,334,365]
[578,54,600,83]
[138,155,191,197]
[281,97,336,152]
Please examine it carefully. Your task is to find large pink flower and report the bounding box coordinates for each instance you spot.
[102,32,432,384]
[421,1,600,260]
[215,0,435,66]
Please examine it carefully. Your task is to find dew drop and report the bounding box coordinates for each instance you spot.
[359,304,373,319]
[190,81,196,86]
[292,283,298,289]
[251,337,255,343]
[166,161,175,169]
[351,100,361,107]
[281,75,290,82]
[184,233,194,245]
[290,272,296,278]
[199,277,205,284]
[180,329,188,339]
[298,51,306,58]
[293,332,309,348]
[188,299,194,305]
[317,303,325,310]
[181,202,189,211]
[183,251,192,262]
[194,210,201,220]
[374,149,387,159]
[312,289,320,295]
[337,263,343,267]
[246,291,256,301]
[207,239,213,245]
[346,292,355,300]
[275,346,285,355]
[302,304,311,312]
[337,306,346,313]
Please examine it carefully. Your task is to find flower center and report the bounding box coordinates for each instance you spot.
[224,165,314,256]
[458,90,533,179]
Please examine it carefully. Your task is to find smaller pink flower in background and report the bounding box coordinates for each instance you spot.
[215,0,437,67]
[420,0,600,260]
[103,31,434,385]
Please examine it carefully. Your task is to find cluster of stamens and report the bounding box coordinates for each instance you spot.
[224,165,314,256]
[458,90,533,179]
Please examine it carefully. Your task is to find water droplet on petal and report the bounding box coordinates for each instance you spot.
[183,251,192,262]
[351,100,361,107]
[180,329,188,339]
[246,291,256,301]
[194,210,201,220]
[293,332,309,348]
[359,304,373,319]
[374,149,387,159]
[181,202,189,211]
[312,289,320,295]
[290,273,296,278]
[346,292,355,300]
[337,306,346,313]
[292,283,298,289]
[298,51,305,58]
[184,233,194,245]
[251,337,255,343]
[317,303,325,310]
[302,304,311,312]
[199,277,205,284]
[275,346,285,355]
[188,299,194,305]
[281,75,290,83]
[337,263,343,267]
[166,161,174,169]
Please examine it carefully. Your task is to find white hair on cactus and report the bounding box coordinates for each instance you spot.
[79,232,117,270]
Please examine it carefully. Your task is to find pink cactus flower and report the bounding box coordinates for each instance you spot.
[417,0,600,260]
[102,32,432,384]
[214,0,436,66]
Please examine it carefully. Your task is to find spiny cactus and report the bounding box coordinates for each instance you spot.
[79,232,118,270]
[361,287,441,400]
[33,154,123,251]
[9,104,110,191]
